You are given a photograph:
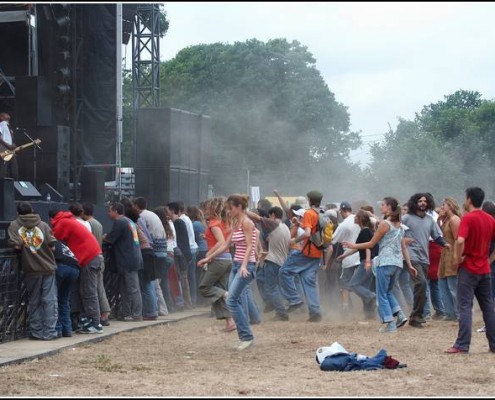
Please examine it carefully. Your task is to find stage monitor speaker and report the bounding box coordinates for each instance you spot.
[80,168,105,205]
[14,181,42,201]
[15,76,53,127]
[38,183,64,202]
[0,178,16,221]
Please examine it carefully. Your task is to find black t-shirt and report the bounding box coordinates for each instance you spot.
[356,227,379,260]
[105,216,143,273]
[173,218,192,261]
[54,240,80,270]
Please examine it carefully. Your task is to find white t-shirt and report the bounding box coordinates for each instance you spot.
[76,218,92,232]
[0,121,13,146]
[179,214,198,250]
[167,219,176,252]
[332,214,361,269]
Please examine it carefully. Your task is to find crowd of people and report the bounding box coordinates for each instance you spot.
[7,186,495,354]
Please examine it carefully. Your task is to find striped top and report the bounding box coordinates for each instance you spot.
[231,222,257,263]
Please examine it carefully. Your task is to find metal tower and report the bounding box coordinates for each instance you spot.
[132,4,160,109]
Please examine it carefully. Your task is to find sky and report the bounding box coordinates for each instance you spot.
[124,1,495,166]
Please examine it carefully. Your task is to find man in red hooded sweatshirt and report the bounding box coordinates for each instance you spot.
[49,209,104,333]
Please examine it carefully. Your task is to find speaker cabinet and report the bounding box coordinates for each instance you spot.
[0,178,16,221]
[15,76,53,127]
[135,108,210,207]
[80,168,105,205]
[13,181,42,201]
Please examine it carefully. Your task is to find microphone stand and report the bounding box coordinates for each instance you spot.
[20,129,42,187]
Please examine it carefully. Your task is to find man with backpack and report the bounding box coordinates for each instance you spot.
[279,190,325,322]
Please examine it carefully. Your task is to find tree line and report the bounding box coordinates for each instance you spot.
[121,37,495,204]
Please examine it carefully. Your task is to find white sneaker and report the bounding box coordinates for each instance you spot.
[236,340,253,351]
[477,325,486,333]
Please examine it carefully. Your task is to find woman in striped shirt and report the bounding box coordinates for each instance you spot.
[199,194,257,351]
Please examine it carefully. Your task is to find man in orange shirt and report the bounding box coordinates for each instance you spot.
[279,190,324,322]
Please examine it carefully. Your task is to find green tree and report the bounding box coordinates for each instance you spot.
[365,90,495,202]
[160,38,361,198]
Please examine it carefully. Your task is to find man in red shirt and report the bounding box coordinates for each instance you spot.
[446,187,495,353]
[49,209,104,334]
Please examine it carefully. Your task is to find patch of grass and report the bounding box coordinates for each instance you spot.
[95,354,124,373]
[131,365,152,372]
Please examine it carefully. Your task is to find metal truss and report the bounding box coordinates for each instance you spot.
[132,4,160,109]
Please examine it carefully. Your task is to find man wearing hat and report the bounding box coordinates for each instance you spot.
[279,190,324,322]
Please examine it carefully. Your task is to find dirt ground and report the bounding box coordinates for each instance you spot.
[1,299,494,397]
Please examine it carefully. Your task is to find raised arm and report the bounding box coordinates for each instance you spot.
[273,189,291,217]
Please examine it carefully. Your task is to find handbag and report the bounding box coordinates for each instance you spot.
[141,247,157,281]
[154,253,174,279]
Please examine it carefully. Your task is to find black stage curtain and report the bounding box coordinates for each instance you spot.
[78,4,116,178]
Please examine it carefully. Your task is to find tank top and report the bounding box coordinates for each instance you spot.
[231,220,257,263]
[375,220,404,268]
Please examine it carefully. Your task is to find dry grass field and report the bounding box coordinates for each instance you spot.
[0,300,494,397]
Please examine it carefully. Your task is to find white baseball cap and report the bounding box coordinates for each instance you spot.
[292,208,306,217]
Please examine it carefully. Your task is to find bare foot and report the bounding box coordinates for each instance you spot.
[221,324,236,332]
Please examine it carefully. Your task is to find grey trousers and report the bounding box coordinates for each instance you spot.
[199,258,232,319]
[80,255,103,323]
[97,260,110,314]
[409,261,429,322]
[24,273,58,340]
[119,270,142,318]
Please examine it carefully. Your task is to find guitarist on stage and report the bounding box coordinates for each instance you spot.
[0,112,19,180]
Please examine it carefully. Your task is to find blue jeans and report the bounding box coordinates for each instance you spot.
[439,276,458,319]
[392,264,414,312]
[491,261,495,300]
[227,261,257,341]
[255,263,274,309]
[348,261,375,304]
[188,248,198,307]
[375,265,401,323]
[264,260,288,316]
[279,250,305,302]
[279,251,321,317]
[139,270,158,318]
[454,268,495,352]
[55,264,80,335]
[243,280,261,324]
[425,278,445,316]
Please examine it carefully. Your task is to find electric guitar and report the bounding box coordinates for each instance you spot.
[0,139,42,162]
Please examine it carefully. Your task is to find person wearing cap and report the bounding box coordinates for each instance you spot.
[279,190,324,322]
[326,201,361,315]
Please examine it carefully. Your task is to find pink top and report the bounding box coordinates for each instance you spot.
[231,223,257,263]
